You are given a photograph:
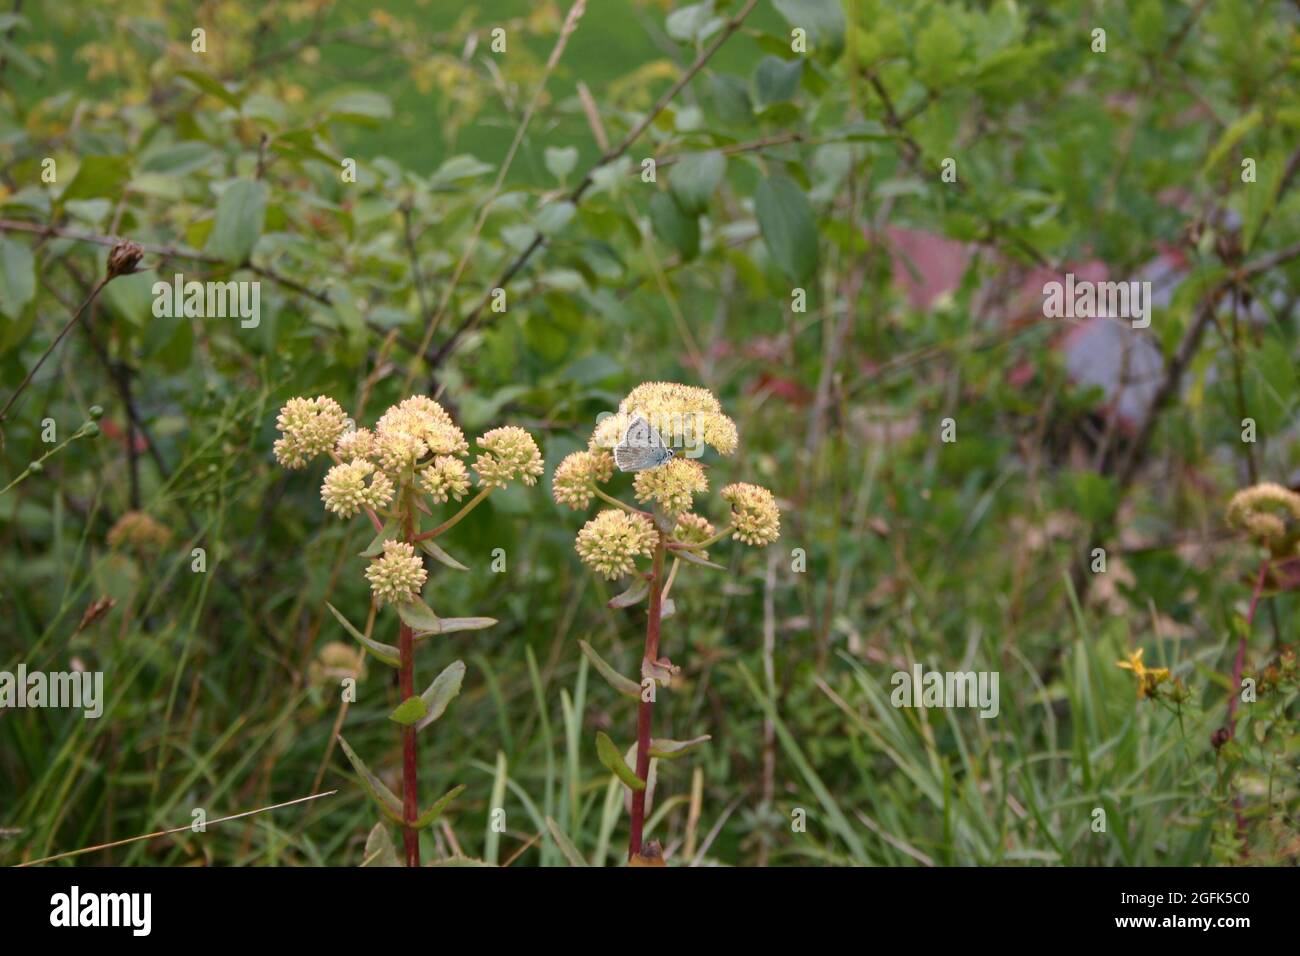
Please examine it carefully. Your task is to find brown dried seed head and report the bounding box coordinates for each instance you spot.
[107,240,144,278]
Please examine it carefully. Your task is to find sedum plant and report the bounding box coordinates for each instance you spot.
[553,382,780,863]
[274,393,542,866]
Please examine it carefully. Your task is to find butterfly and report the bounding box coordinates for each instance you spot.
[613,415,675,472]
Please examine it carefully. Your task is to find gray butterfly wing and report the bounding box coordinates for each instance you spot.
[614,416,675,472]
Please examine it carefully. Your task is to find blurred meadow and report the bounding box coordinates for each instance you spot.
[1,0,1299,867]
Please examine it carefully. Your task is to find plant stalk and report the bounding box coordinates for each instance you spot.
[399,501,420,867]
[628,534,665,859]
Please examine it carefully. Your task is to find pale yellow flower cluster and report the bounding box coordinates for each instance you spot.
[721,482,781,547]
[560,383,780,578]
[553,450,615,509]
[373,396,468,472]
[418,455,471,503]
[273,394,543,519]
[588,382,739,457]
[473,426,545,489]
[575,510,657,580]
[672,512,715,550]
[365,540,427,604]
[1226,482,1300,550]
[274,396,349,468]
[321,460,394,518]
[335,428,377,462]
[633,458,707,516]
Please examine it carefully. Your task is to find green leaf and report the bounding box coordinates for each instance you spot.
[323,90,393,124]
[915,16,965,87]
[430,154,495,187]
[418,537,469,570]
[545,817,590,867]
[771,0,846,56]
[578,640,642,699]
[177,69,243,108]
[432,616,498,635]
[415,660,466,731]
[413,784,466,829]
[360,518,398,557]
[648,735,711,759]
[61,155,131,201]
[426,856,496,867]
[337,735,405,825]
[389,695,429,726]
[326,602,400,667]
[139,141,218,175]
[1203,110,1261,175]
[206,179,268,264]
[669,150,725,216]
[649,191,700,260]
[102,270,158,328]
[1064,470,1118,526]
[361,822,401,867]
[0,238,36,320]
[607,578,649,609]
[672,548,726,571]
[754,56,802,107]
[666,2,716,43]
[705,73,752,125]
[755,175,818,283]
[536,200,576,235]
[595,731,645,791]
[396,596,441,635]
[544,145,579,180]
[1242,149,1287,252]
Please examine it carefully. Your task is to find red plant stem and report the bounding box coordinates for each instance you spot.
[399,505,420,867]
[628,536,665,860]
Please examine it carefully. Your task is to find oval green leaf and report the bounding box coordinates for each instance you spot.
[595,731,645,791]
[755,174,817,283]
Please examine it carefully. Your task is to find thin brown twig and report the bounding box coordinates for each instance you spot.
[0,275,110,424]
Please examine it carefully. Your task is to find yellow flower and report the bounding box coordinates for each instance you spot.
[321,460,394,518]
[575,509,657,579]
[473,426,544,488]
[552,450,614,509]
[633,458,707,516]
[1115,649,1170,700]
[365,540,427,604]
[720,482,780,546]
[418,456,471,503]
[274,396,349,468]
